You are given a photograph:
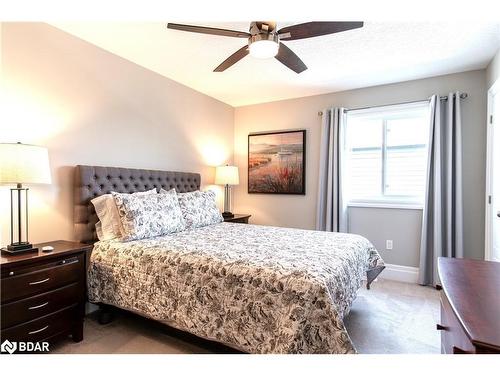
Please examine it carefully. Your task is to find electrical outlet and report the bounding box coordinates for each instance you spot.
[386,240,393,250]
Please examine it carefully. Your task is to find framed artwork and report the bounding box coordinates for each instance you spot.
[248,130,306,194]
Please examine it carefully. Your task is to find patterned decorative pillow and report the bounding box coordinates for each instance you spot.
[177,190,223,229]
[112,189,186,241]
[92,188,157,241]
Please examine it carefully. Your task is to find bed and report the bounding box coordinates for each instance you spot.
[74,165,385,354]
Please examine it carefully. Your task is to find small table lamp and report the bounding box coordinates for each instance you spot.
[0,142,51,253]
[215,165,239,218]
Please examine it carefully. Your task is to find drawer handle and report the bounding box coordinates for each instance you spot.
[28,302,49,310]
[436,324,448,331]
[29,278,50,285]
[28,325,49,335]
[60,258,78,266]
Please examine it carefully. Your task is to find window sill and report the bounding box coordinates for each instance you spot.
[347,202,423,210]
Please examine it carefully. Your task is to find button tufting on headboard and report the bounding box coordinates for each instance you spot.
[74,165,201,244]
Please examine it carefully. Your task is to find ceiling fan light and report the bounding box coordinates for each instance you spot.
[249,40,279,59]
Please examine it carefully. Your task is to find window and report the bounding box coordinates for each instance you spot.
[344,102,430,206]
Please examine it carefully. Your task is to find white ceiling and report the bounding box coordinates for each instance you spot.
[51,21,500,107]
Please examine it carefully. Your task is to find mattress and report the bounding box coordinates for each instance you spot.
[88,222,384,353]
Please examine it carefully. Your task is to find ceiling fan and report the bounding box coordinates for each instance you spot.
[167,21,363,74]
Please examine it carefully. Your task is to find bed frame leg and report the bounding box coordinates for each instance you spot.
[97,304,115,325]
[366,266,386,290]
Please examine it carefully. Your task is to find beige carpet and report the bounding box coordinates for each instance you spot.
[51,279,440,354]
[344,279,440,354]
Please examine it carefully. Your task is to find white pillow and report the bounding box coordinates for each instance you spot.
[112,189,186,241]
[91,188,156,241]
[177,190,223,229]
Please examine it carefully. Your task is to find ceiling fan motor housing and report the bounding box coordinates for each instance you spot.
[248,22,279,59]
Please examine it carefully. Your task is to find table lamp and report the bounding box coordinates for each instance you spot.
[0,142,51,253]
[215,165,239,218]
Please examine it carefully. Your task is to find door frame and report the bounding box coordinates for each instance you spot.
[485,78,500,261]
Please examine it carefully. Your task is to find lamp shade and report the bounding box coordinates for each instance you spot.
[0,143,51,185]
[215,165,239,186]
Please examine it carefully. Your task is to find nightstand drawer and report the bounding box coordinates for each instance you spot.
[1,254,84,303]
[224,214,251,224]
[1,282,81,329]
[228,217,249,223]
[1,305,77,343]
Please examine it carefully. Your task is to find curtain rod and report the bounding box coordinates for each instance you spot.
[317,93,468,116]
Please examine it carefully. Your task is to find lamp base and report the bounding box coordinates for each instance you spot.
[3,242,38,255]
[222,211,234,219]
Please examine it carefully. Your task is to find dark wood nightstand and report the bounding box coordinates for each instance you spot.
[223,214,251,224]
[1,240,92,349]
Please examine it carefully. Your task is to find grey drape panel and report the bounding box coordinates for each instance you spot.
[316,108,348,232]
[418,93,464,286]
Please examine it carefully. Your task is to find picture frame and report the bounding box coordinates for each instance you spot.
[248,130,306,195]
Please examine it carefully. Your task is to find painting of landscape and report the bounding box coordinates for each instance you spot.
[248,130,306,194]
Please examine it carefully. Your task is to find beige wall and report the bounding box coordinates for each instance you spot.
[349,207,422,267]
[234,70,487,263]
[487,48,500,89]
[0,23,234,246]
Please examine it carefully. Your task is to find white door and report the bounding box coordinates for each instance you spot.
[486,82,500,262]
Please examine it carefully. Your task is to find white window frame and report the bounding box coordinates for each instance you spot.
[345,101,430,208]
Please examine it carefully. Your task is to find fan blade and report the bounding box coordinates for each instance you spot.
[167,23,250,38]
[275,43,307,73]
[278,22,363,40]
[214,45,249,72]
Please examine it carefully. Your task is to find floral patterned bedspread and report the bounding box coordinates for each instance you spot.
[88,222,384,354]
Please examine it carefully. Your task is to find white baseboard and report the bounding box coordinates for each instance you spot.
[378,263,419,283]
[85,302,99,315]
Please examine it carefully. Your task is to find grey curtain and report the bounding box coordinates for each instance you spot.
[419,93,464,286]
[316,108,348,232]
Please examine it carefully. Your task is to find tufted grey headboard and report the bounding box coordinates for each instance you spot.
[74,165,201,243]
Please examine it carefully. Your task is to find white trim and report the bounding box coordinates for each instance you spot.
[85,302,99,315]
[489,77,500,95]
[347,202,423,210]
[347,100,430,116]
[485,78,499,261]
[378,263,419,283]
